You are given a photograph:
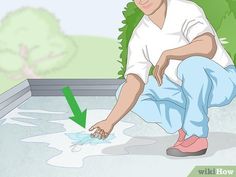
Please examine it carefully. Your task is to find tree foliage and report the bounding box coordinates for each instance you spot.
[226,0,236,19]
[192,0,230,30]
[0,8,77,79]
[117,0,236,79]
[217,12,236,65]
[117,2,143,79]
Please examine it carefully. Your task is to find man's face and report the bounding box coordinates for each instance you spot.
[134,0,165,15]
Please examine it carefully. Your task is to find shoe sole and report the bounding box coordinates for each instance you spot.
[166,148,207,157]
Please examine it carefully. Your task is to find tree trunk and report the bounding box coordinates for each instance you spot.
[22,65,40,79]
[19,44,41,79]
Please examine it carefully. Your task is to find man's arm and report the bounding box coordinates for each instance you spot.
[89,74,144,139]
[165,32,217,60]
[106,74,144,125]
[154,33,217,85]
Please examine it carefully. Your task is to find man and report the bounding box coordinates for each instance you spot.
[89,0,236,157]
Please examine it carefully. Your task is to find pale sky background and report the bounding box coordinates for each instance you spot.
[0,0,131,39]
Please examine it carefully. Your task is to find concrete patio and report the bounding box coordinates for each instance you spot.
[1,95,236,177]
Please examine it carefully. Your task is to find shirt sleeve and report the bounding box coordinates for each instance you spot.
[124,33,152,84]
[181,4,215,42]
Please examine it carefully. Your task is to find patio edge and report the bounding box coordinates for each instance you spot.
[28,79,125,96]
[0,80,32,118]
[0,79,125,118]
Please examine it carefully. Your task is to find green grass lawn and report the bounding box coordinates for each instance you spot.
[0,36,121,94]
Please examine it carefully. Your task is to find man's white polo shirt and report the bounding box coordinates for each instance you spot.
[124,0,233,85]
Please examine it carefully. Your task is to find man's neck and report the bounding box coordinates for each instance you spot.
[148,0,167,29]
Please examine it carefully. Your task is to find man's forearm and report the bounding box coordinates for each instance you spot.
[165,33,217,61]
[105,75,144,126]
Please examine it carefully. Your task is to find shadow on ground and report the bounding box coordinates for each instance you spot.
[102,132,236,159]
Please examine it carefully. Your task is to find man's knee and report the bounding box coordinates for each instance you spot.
[177,56,210,80]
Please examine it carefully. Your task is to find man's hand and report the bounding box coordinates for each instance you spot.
[153,51,170,86]
[89,120,114,139]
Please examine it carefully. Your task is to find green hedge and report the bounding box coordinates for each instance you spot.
[117,0,236,79]
[117,2,144,79]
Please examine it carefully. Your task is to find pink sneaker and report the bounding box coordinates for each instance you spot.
[173,129,186,147]
[167,135,208,157]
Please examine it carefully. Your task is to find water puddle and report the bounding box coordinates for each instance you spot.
[66,131,116,152]
[66,131,115,145]
[22,109,134,168]
[2,108,65,127]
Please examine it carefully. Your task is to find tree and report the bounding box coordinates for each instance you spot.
[0,8,77,79]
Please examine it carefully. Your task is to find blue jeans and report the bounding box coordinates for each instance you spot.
[116,56,236,138]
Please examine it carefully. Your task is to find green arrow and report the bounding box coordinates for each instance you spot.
[62,86,87,128]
